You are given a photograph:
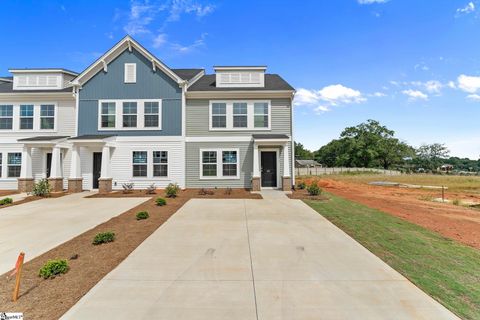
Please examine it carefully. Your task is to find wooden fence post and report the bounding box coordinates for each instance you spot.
[12,252,25,302]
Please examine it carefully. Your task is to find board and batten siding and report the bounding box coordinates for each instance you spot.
[77,48,182,136]
[185,99,291,136]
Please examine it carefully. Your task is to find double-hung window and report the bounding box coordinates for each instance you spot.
[40,104,55,129]
[132,151,147,177]
[222,151,238,177]
[20,105,34,129]
[233,103,248,128]
[123,102,137,128]
[254,102,269,128]
[8,153,21,178]
[211,103,226,128]
[201,149,239,179]
[201,151,217,177]
[0,105,13,130]
[153,151,168,177]
[101,102,116,128]
[144,102,159,128]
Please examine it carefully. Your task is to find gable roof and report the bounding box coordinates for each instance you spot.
[188,74,294,91]
[71,35,184,86]
[171,69,204,81]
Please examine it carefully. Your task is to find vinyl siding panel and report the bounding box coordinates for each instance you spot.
[186,98,291,136]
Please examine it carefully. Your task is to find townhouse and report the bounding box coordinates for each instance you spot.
[0,36,295,193]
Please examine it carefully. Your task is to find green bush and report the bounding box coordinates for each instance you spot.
[38,259,69,279]
[136,211,149,220]
[306,181,322,196]
[92,231,115,245]
[155,197,167,206]
[165,183,180,198]
[31,179,51,197]
[0,197,13,205]
[297,181,306,190]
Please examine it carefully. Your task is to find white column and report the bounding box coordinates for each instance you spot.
[253,143,260,177]
[20,146,33,179]
[50,146,63,178]
[100,145,111,179]
[283,143,291,177]
[70,145,82,178]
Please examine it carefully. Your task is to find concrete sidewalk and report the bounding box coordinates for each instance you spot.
[62,197,459,320]
[0,192,146,275]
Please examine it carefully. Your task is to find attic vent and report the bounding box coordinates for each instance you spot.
[219,72,261,85]
[214,67,266,88]
[124,63,137,83]
[14,74,60,89]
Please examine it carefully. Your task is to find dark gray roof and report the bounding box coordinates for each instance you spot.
[188,74,294,91]
[253,134,290,140]
[171,69,203,81]
[69,134,117,140]
[18,136,69,142]
[295,159,320,167]
[0,81,73,93]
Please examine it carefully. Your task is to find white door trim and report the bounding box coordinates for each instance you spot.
[259,148,280,189]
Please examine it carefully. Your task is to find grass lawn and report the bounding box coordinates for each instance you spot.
[305,194,480,320]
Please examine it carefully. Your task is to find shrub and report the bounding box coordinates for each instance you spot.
[38,259,69,279]
[93,231,115,245]
[31,179,51,197]
[225,187,232,195]
[297,181,306,190]
[145,183,156,194]
[0,197,13,205]
[198,188,214,196]
[452,199,461,206]
[306,181,322,196]
[122,183,134,194]
[136,211,149,220]
[165,183,180,198]
[155,197,167,206]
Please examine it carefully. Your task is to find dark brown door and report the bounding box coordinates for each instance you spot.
[93,152,102,189]
[46,153,52,178]
[261,152,277,188]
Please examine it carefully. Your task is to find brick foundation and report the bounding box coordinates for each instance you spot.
[17,178,34,193]
[68,178,83,193]
[98,178,113,194]
[48,178,64,192]
[252,177,261,191]
[282,176,292,191]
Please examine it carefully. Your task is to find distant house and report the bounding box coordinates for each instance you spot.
[439,164,453,173]
[295,159,321,168]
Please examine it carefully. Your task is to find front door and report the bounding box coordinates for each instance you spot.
[46,153,52,178]
[92,152,102,189]
[261,151,277,188]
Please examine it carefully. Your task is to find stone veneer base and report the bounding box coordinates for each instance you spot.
[68,178,83,193]
[17,178,34,193]
[48,178,64,192]
[98,178,113,194]
[252,177,261,191]
[282,176,292,191]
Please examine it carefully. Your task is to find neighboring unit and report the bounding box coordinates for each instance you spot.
[0,36,295,193]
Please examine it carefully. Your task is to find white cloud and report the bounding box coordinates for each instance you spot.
[167,0,215,22]
[152,33,167,48]
[358,0,388,4]
[123,1,157,35]
[447,81,457,89]
[467,94,480,101]
[372,92,386,97]
[456,2,475,16]
[457,74,480,93]
[314,105,331,114]
[402,89,428,101]
[171,32,207,53]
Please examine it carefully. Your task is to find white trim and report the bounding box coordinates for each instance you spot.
[9,69,78,77]
[214,66,267,71]
[259,148,281,189]
[114,136,183,142]
[97,99,162,131]
[186,70,205,88]
[131,150,170,180]
[0,102,58,133]
[209,100,271,131]
[199,148,240,180]
[186,136,252,142]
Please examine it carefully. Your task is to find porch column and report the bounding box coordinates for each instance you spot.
[49,146,64,192]
[282,143,292,191]
[99,145,112,193]
[68,145,83,193]
[18,146,34,193]
[252,143,261,191]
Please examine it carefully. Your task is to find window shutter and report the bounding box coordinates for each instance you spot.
[124,63,137,83]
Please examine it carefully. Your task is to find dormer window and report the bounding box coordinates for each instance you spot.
[124,63,137,83]
[215,66,266,88]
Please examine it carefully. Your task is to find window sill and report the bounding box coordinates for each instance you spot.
[200,176,240,180]
[209,128,271,131]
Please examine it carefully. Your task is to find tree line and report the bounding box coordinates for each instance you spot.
[295,119,480,173]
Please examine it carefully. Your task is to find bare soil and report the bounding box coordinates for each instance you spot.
[0,190,18,197]
[0,188,258,319]
[299,178,480,249]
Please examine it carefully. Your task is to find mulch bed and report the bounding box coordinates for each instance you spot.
[88,188,262,199]
[0,192,67,210]
[0,188,258,319]
[0,190,18,197]
[288,189,329,201]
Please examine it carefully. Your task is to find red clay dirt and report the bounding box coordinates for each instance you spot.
[299,178,480,249]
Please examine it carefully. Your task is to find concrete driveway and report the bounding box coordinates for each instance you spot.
[62,196,458,320]
[0,192,146,275]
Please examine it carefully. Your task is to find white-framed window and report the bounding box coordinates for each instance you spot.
[132,151,147,177]
[8,152,21,178]
[209,101,271,131]
[122,102,137,128]
[200,149,240,179]
[144,102,159,128]
[0,153,2,177]
[19,104,34,129]
[40,104,55,129]
[153,151,168,177]
[0,105,13,130]
[100,102,116,128]
[124,63,137,83]
[98,100,162,130]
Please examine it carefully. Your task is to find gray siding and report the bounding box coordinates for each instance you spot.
[185,98,291,136]
[78,48,181,136]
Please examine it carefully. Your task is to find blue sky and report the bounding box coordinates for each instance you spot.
[1,0,480,159]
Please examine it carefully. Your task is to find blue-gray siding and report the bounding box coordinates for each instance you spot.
[78,48,182,136]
